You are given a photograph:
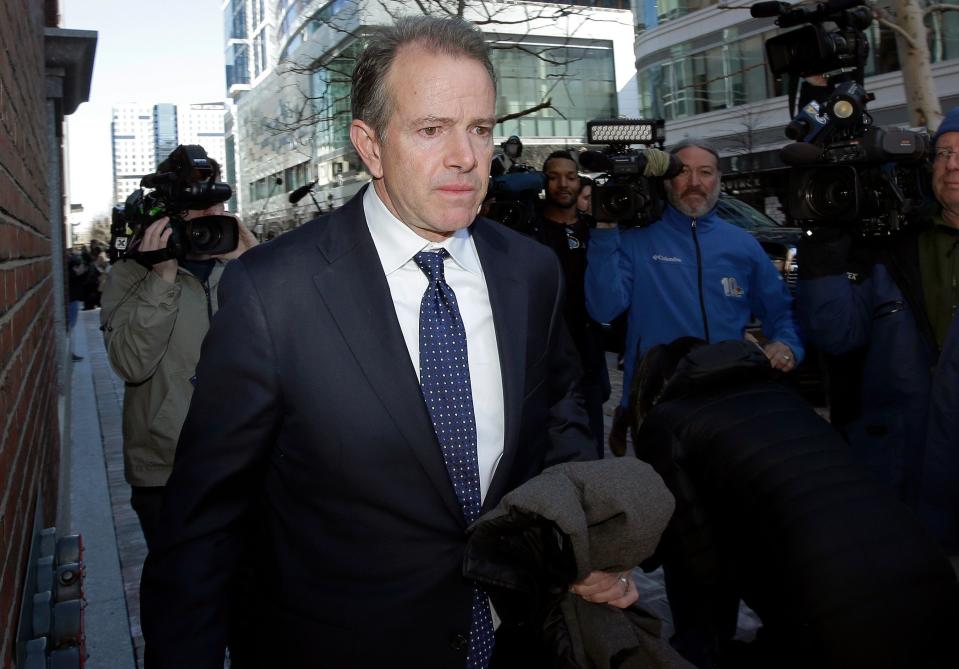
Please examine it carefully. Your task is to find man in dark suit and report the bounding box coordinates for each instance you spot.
[141,16,636,668]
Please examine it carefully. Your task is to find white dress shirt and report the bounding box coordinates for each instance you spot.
[363,184,505,501]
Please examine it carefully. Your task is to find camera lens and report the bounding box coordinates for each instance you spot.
[189,221,220,251]
[803,169,857,219]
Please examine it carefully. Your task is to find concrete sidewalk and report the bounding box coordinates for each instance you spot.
[69,309,144,668]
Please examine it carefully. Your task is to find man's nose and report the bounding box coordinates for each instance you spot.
[445,131,479,172]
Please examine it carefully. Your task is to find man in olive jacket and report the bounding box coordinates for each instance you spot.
[100,194,255,550]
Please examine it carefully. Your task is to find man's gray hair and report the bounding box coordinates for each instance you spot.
[669,139,722,172]
[351,16,496,140]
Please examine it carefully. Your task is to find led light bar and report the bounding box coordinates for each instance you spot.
[586,119,665,146]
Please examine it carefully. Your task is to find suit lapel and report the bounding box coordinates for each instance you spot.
[471,219,528,511]
[310,192,464,525]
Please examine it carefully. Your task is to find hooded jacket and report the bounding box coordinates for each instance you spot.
[585,204,803,408]
[464,459,692,669]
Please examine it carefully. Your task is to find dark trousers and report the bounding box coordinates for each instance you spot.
[130,485,165,552]
[582,379,607,459]
[134,485,259,667]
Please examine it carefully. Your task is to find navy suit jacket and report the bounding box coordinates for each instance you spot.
[141,188,593,668]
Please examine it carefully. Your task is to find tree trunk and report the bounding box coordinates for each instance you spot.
[893,0,943,130]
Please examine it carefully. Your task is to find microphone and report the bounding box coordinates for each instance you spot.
[288,181,317,204]
[750,1,791,18]
[781,142,824,166]
[578,150,613,172]
[656,152,685,179]
[820,0,865,13]
[579,149,684,179]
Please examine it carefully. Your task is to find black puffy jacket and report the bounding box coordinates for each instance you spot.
[635,341,959,669]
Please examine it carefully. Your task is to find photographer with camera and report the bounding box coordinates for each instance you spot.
[585,140,803,443]
[797,108,959,552]
[526,151,610,457]
[99,145,256,550]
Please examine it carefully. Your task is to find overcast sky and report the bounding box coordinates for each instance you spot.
[61,0,227,217]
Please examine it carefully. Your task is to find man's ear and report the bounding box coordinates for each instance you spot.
[350,120,384,179]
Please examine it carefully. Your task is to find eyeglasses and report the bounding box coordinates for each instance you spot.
[934,148,959,163]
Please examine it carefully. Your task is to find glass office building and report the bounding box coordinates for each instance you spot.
[223,0,638,232]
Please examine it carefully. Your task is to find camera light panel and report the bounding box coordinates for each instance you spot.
[587,119,664,146]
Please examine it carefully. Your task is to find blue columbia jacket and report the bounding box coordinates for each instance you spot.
[585,204,803,408]
[798,228,959,549]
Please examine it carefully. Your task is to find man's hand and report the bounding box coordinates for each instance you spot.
[215,218,257,260]
[569,570,638,609]
[764,340,796,372]
[141,217,178,284]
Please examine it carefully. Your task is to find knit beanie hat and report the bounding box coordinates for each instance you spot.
[933,107,959,146]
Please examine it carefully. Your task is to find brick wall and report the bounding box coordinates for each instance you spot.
[0,0,63,664]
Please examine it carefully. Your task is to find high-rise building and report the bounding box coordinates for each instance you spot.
[221,0,638,236]
[111,102,227,205]
[111,103,157,205]
[178,102,229,167]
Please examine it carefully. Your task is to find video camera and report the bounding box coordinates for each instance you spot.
[752,0,932,235]
[109,145,238,264]
[485,135,545,232]
[580,119,682,227]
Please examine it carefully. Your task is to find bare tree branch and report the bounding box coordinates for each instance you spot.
[867,3,922,49]
[496,98,553,123]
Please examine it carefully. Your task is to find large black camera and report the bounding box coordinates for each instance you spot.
[485,135,546,232]
[753,0,932,235]
[110,145,238,264]
[580,118,682,227]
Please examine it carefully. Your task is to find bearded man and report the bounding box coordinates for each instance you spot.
[584,139,803,420]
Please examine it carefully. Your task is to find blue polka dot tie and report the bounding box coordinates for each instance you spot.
[413,249,495,668]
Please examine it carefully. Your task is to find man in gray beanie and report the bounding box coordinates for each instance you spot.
[797,107,959,555]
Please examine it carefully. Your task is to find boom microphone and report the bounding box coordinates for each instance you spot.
[781,142,824,166]
[579,149,684,179]
[289,181,317,204]
[578,150,614,173]
[749,1,791,18]
[657,152,685,179]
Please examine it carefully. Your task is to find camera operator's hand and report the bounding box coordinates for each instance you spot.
[141,217,178,284]
[215,218,258,260]
[797,228,852,280]
[764,340,797,372]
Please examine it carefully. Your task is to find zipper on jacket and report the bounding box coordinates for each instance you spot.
[202,280,213,323]
[691,218,710,342]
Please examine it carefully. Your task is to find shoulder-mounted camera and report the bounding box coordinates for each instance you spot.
[485,136,546,232]
[580,119,682,227]
[752,0,933,236]
[109,145,238,265]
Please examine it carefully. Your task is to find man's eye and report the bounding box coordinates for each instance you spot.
[473,126,491,136]
[420,127,439,137]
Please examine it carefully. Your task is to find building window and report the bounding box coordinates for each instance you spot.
[224,0,247,40]
[492,42,618,139]
[311,40,362,152]
[226,43,251,88]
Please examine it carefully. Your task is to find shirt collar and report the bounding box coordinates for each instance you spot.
[363,182,483,276]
